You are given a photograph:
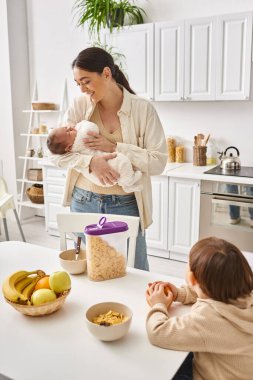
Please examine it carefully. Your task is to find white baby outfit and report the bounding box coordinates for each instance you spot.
[71,120,142,193]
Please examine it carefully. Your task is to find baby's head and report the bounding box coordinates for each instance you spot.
[47,126,77,154]
[189,237,253,302]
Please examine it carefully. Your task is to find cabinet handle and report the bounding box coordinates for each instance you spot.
[245,96,249,100]
[180,97,184,100]
[186,96,191,100]
[61,173,66,178]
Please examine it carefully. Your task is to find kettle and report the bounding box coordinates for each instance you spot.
[219,146,241,171]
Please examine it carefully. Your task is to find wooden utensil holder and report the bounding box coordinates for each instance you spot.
[193,146,207,166]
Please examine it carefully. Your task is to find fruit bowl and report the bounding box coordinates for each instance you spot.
[85,302,132,341]
[4,289,70,317]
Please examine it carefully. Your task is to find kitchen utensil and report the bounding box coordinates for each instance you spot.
[202,134,210,146]
[218,146,241,171]
[194,136,198,147]
[75,236,81,260]
[197,133,204,146]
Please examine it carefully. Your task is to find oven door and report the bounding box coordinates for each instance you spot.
[200,191,253,252]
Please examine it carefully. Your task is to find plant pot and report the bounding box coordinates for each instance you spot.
[106,7,125,28]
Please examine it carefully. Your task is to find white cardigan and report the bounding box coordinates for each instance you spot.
[49,88,167,230]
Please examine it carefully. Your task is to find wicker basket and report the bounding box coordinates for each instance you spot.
[193,146,207,166]
[27,168,43,181]
[26,184,44,204]
[4,290,70,316]
[32,102,57,111]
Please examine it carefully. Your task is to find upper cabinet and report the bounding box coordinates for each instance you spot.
[216,12,253,100]
[184,17,216,101]
[154,21,184,101]
[103,23,154,100]
[106,11,253,101]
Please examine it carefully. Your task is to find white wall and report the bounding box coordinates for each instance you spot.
[20,0,253,170]
[0,0,30,196]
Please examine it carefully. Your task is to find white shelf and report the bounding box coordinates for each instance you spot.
[17,200,44,210]
[17,179,43,185]
[18,156,47,160]
[20,133,48,137]
[22,110,61,113]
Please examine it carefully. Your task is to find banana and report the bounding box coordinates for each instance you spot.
[21,276,39,302]
[15,276,34,293]
[2,270,42,303]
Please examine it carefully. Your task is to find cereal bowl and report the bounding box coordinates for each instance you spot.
[85,302,132,341]
[59,249,87,275]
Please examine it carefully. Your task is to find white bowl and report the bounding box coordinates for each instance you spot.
[85,302,132,341]
[59,249,86,275]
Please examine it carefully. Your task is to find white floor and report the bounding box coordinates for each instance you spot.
[0,215,187,279]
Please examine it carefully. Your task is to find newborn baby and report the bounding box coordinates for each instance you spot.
[47,120,142,192]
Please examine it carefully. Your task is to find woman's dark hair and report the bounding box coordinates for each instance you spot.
[189,237,253,303]
[72,47,135,94]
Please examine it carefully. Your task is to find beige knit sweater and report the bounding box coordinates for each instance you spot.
[146,285,253,380]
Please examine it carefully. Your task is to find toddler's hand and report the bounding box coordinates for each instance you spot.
[146,282,173,309]
[148,281,178,301]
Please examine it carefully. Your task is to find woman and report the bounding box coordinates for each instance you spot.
[50,47,167,270]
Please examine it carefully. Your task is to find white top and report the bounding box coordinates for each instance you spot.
[0,242,190,380]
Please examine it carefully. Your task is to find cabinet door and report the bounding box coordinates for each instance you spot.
[216,12,252,100]
[146,176,169,257]
[103,23,154,100]
[168,178,200,262]
[184,17,216,100]
[154,21,184,101]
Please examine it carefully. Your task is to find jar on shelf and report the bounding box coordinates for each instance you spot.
[167,137,176,162]
[175,145,184,163]
[206,141,218,165]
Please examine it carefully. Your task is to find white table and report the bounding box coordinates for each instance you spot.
[0,241,189,380]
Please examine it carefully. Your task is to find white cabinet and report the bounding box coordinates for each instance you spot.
[216,12,253,100]
[146,175,169,257]
[168,178,200,261]
[103,23,154,100]
[155,18,216,101]
[42,165,69,236]
[154,21,184,101]
[184,17,216,100]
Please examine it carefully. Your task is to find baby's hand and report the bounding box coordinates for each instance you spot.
[148,281,178,301]
[146,282,173,309]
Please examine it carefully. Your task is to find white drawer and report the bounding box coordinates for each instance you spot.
[45,167,67,183]
[45,183,65,196]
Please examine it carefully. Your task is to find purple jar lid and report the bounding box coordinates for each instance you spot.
[84,217,128,236]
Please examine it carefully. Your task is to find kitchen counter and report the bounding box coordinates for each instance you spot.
[163,163,253,185]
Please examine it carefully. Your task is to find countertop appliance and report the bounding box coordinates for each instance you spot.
[204,165,253,178]
[218,146,241,171]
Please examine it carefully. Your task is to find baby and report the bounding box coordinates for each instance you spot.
[47,120,142,193]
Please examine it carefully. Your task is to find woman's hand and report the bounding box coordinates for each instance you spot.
[83,131,116,153]
[89,154,119,185]
[146,282,173,309]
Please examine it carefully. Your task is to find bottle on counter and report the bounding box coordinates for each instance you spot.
[167,137,176,162]
[206,140,218,165]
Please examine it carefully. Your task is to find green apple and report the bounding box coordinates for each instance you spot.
[49,271,71,293]
[31,289,56,306]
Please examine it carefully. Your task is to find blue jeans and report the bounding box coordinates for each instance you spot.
[70,187,149,271]
[172,352,193,380]
[226,185,253,220]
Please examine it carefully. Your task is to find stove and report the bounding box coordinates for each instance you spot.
[204,165,253,178]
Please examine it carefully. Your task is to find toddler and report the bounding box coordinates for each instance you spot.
[47,120,142,193]
[146,237,253,380]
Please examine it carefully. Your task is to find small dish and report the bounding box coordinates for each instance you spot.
[85,301,132,341]
[59,249,87,275]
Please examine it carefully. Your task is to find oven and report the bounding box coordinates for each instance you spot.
[199,180,253,252]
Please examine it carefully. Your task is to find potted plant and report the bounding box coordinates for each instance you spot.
[72,0,146,38]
